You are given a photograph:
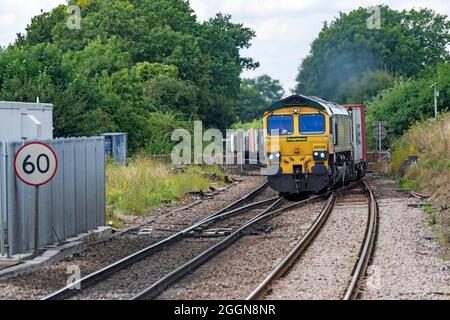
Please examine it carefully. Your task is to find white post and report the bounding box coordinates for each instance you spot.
[430,82,439,118]
[378,121,382,153]
[434,86,438,118]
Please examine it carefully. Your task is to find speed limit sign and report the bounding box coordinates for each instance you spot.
[14,142,58,256]
[14,142,58,186]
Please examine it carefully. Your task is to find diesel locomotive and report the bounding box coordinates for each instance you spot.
[263,95,367,194]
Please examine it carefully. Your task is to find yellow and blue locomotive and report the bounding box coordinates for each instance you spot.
[263,95,367,194]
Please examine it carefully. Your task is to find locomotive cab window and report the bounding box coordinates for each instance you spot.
[267,115,293,135]
[299,114,325,134]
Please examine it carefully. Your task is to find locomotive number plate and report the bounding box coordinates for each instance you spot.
[286,137,307,142]
[313,144,327,150]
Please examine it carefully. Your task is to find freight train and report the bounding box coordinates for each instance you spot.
[263,95,367,194]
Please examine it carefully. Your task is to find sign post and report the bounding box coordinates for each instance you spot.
[430,82,439,118]
[35,186,39,258]
[373,121,387,153]
[14,142,58,257]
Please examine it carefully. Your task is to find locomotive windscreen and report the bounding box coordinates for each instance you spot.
[299,114,325,134]
[267,115,294,135]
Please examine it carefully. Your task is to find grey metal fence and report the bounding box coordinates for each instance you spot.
[0,137,105,256]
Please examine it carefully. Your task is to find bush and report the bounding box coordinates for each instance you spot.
[391,113,450,247]
[106,155,226,221]
[391,113,450,178]
[145,112,192,155]
[233,118,262,130]
[366,63,450,146]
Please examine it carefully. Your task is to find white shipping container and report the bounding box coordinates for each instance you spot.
[350,107,364,162]
[0,101,53,141]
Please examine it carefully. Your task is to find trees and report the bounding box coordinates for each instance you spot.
[0,0,257,153]
[335,69,395,104]
[292,5,450,146]
[237,75,285,122]
[294,6,449,102]
[365,63,450,145]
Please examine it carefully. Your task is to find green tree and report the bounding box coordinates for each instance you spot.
[1,0,257,153]
[335,69,395,103]
[366,63,450,146]
[237,75,285,122]
[295,6,450,101]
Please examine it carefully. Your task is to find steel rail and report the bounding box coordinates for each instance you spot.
[343,180,378,300]
[246,192,337,300]
[132,194,326,300]
[410,191,429,199]
[43,182,272,300]
[198,181,269,222]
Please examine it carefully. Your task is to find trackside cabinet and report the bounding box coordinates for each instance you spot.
[103,133,128,165]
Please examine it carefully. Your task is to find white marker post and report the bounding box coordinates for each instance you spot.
[14,142,58,257]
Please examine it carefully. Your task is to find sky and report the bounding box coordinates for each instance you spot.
[1,0,449,92]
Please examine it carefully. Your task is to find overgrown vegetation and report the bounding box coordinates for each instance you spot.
[106,155,226,226]
[391,114,450,185]
[237,75,284,122]
[366,63,450,146]
[391,114,450,244]
[233,118,262,130]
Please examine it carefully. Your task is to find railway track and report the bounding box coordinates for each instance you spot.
[132,194,325,300]
[246,180,378,300]
[43,180,377,300]
[43,182,275,300]
[343,180,378,300]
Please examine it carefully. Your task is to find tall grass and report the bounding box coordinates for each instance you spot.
[233,118,262,130]
[391,113,450,193]
[391,113,450,245]
[106,155,225,222]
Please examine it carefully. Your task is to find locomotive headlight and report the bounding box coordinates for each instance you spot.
[267,152,281,161]
[313,151,328,161]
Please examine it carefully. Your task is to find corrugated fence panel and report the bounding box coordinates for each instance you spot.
[0,137,106,255]
[0,142,5,256]
[96,139,106,227]
[86,139,97,231]
[75,140,87,235]
[63,140,76,238]
[7,142,27,254]
[51,140,65,243]
[39,175,53,247]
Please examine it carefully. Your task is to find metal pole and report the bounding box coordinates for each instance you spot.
[434,85,438,118]
[35,186,39,257]
[430,82,439,118]
[0,143,7,257]
[378,121,381,153]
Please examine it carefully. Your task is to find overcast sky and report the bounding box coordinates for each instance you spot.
[1,0,449,91]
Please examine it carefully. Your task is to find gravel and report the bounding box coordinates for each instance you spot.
[4,175,446,300]
[155,199,327,300]
[359,177,450,300]
[264,187,368,300]
[69,238,222,300]
[0,176,267,300]
[68,202,276,300]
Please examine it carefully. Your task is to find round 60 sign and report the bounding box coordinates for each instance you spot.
[14,142,58,186]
